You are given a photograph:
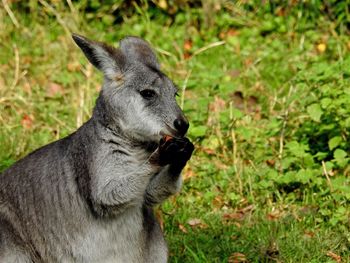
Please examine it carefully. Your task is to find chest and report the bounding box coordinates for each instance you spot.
[68,209,145,263]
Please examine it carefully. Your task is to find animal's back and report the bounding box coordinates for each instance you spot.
[0,135,81,261]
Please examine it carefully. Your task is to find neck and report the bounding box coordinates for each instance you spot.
[93,94,113,128]
[92,94,124,138]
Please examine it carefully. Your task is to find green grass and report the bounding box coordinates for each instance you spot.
[1,1,350,262]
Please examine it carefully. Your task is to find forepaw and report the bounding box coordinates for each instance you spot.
[156,136,194,167]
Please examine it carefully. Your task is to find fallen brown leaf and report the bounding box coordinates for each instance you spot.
[233,222,241,228]
[266,159,276,167]
[46,82,63,97]
[212,195,225,209]
[22,82,31,94]
[21,114,34,129]
[230,91,244,110]
[223,205,254,222]
[183,167,196,181]
[246,96,258,112]
[178,224,188,233]
[266,209,284,221]
[209,96,226,113]
[183,53,191,60]
[183,39,193,51]
[219,29,240,39]
[275,6,285,16]
[219,31,225,40]
[187,218,202,226]
[299,205,318,216]
[207,96,226,125]
[303,230,315,238]
[223,212,244,220]
[244,58,253,67]
[227,69,240,78]
[326,251,341,263]
[226,29,239,37]
[201,147,216,155]
[213,160,228,170]
[67,61,81,72]
[239,204,254,213]
[187,218,208,229]
[22,55,33,64]
[231,235,238,240]
[228,252,247,263]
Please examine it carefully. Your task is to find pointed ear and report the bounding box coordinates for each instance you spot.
[119,37,159,69]
[72,33,125,77]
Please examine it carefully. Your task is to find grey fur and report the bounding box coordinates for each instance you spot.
[0,34,194,262]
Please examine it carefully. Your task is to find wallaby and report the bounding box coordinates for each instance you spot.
[0,34,194,262]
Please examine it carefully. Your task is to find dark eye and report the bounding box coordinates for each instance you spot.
[140,89,156,99]
[175,92,179,97]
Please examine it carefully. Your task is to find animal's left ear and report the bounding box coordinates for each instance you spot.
[119,37,160,69]
[72,33,125,77]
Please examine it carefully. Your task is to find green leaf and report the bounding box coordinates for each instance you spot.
[231,108,243,119]
[286,141,308,157]
[267,169,279,180]
[303,153,315,167]
[296,169,313,184]
[324,161,334,170]
[334,149,347,159]
[334,149,348,168]
[189,125,207,137]
[281,157,296,169]
[320,97,332,108]
[328,136,342,150]
[102,15,115,26]
[307,103,323,122]
[228,193,240,202]
[281,171,297,184]
[237,126,254,140]
[315,151,328,160]
[202,135,220,150]
[226,36,239,47]
[345,117,350,128]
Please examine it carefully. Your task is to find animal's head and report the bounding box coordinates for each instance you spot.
[72,34,189,143]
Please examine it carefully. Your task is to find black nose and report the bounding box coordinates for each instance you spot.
[174,118,189,136]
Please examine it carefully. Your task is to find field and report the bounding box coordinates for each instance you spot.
[1,1,350,262]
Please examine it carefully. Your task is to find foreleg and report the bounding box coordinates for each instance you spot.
[145,137,194,206]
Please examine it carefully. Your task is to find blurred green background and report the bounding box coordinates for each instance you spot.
[1,1,350,262]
